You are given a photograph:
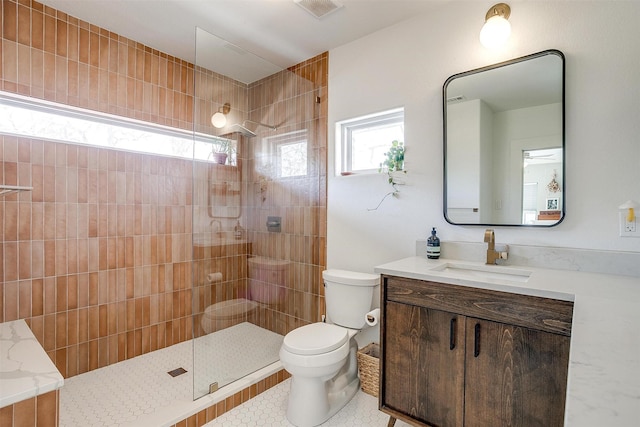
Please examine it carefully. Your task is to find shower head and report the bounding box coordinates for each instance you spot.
[228,123,257,138]
[225,120,276,138]
[243,119,276,131]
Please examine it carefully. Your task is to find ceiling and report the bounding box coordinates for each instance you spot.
[39,0,441,83]
[446,51,563,112]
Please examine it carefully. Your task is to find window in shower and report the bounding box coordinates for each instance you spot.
[278,137,308,178]
[255,129,309,179]
[0,91,231,162]
[336,107,404,175]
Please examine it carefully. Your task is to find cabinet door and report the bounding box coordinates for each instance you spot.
[382,301,465,427]
[464,317,570,427]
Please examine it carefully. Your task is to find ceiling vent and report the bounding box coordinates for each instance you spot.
[294,0,344,19]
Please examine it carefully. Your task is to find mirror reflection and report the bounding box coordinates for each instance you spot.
[444,49,564,226]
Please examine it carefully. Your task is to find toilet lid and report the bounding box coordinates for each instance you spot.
[282,323,349,356]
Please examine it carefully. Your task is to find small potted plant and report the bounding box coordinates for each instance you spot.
[379,140,406,185]
[211,138,234,165]
[369,140,406,211]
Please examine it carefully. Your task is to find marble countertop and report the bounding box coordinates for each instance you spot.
[375,256,640,427]
[0,319,64,408]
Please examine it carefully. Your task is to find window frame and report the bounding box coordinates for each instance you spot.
[256,129,309,180]
[0,90,232,164]
[336,108,404,175]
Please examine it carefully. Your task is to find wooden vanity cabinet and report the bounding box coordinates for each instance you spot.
[380,275,573,427]
[383,301,466,426]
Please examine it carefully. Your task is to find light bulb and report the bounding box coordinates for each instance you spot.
[480,15,511,49]
[211,112,227,128]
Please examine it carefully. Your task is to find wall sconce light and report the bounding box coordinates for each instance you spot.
[211,102,231,128]
[480,3,511,49]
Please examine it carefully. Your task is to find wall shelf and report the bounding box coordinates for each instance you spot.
[0,185,33,197]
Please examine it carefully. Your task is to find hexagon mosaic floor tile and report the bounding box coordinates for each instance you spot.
[60,323,283,427]
[59,320,410,426]
[205,379,412,427]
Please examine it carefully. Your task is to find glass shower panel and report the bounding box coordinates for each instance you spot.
[192,27,291,400]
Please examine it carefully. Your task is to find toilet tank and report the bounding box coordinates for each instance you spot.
[248,256,290,304]
[323,269,379,329]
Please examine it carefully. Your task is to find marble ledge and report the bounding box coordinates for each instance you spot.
[0,319,64,408]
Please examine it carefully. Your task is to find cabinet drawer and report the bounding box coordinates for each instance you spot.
[383,275,573,336]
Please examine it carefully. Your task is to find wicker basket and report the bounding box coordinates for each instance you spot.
[357,343,380,397]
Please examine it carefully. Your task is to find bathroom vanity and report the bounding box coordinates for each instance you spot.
[375,257,640,427]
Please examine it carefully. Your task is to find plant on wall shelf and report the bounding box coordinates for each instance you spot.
[210,138,236,165]
[369,140,407,211]
[379,140,405,173]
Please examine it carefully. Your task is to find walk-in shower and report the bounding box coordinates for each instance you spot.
[0,0,326,423]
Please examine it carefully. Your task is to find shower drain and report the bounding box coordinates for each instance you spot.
[167,367,187,377]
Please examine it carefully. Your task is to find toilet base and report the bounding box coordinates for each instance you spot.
[286,375,360,427]
[284,339,360,427]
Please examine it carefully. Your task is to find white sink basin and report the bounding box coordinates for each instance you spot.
[430,262,532,283]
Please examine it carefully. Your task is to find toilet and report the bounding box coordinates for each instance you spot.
[201,256,289,334]
[279,269,379,427]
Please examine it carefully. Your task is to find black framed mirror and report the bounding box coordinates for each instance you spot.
[443,49,565,226]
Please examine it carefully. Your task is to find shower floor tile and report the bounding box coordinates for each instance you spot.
[60,322,283,427]
[205,379,413,427]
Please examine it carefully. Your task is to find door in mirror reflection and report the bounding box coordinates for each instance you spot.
[444,49,564,227]
[522,148,562,224]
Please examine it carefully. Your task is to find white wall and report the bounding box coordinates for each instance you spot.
[493,103,562,223]
[327,1,640,275]
[446,99,482,213]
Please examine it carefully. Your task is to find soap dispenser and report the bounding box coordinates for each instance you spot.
[427,227,440,259]
[234,220,244,240]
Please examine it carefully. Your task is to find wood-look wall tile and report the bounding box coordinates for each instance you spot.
[31,278,44,317]
[3,1,18,42]
[17,42,31,87]
[56,18,67,57]
[55,312,67,348]
[78,308,88,343]
[55,347,67,378]
[31,8,44,51]
[67,309,78,346]
[88,305,99,341]
[98,336,108,368]
[36,390,59,427]
[14,396,36,426]
[67,274,78,309]
[88,339,98,371]
[18,279,32,318]
[66,344,78,377]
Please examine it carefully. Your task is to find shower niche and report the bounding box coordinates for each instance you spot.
[208,164,241,219]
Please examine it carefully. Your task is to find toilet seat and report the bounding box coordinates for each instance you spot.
[282,323,348,356]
